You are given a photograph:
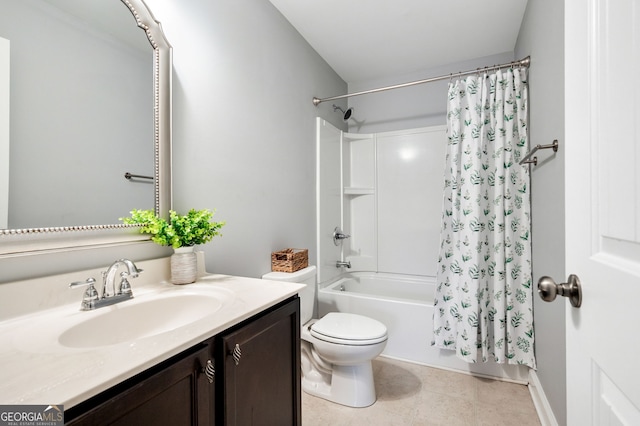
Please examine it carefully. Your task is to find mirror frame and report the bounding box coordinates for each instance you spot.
[0,0,172,255]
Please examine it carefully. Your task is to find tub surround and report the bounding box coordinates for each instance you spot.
[0,257,303,408]
[316,122,447,283]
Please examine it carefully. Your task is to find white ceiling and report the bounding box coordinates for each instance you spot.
[268,0,529,83]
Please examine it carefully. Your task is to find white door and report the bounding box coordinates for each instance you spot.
[565,0,640,424]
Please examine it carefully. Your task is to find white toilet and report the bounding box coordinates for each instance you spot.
[262,265,387,407]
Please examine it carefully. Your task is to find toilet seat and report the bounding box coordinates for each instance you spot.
[310,312,387,346]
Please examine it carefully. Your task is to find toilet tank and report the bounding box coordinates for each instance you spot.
[262,265,316,324]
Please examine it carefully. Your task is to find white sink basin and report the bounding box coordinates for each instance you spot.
[58,292,225,348]
[12,285,235,352]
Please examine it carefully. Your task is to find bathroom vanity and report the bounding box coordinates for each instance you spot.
[65,297,301,425]
[0,259,303,425]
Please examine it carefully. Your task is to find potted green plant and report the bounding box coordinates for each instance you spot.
[121,209,225,284]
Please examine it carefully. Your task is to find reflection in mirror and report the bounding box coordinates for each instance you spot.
[1,0,154,229]
[0,0,171,254]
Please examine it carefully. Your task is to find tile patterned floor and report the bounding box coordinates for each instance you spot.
[302,357,542,426]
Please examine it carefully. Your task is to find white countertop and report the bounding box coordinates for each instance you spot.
[0,273,303,408]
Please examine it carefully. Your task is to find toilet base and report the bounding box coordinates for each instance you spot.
[302,362,376,408]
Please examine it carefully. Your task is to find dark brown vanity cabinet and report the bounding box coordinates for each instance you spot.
[64,296,300,426]
[65,342,215,425]
[216,297,301,425]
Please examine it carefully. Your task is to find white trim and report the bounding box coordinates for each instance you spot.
[0,37,9,229]
[378,352,529,384]
[528,369,559,426]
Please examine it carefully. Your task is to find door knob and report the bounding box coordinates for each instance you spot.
[537,274,582,308]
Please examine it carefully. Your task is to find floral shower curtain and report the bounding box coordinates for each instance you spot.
[432,68,535,369]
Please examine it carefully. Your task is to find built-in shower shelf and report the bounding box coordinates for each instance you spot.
[344,187,375,195]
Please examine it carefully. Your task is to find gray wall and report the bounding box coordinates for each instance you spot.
[515,0,567,424]
[145,0,347,278]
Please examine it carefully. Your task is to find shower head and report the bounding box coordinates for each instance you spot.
[332,104,354,121]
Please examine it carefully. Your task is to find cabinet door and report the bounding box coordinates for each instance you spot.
[66,343,214,425]
[218,297,301,426]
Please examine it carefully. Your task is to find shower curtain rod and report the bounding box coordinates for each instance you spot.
[312,56,531,106]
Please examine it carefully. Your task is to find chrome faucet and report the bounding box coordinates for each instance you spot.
[102,258,143,298]
[336,260,351,269]
[70,259,143,311]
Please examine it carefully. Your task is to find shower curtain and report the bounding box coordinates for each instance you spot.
[432,68,535,369]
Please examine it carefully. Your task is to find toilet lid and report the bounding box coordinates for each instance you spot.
[310,312,387,345]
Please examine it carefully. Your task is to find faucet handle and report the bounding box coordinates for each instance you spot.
[70,278,99,311]
[69,277,97,289]
[119,272,133,296]
[333,227,351,246]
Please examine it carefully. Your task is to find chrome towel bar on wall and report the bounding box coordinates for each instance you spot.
[124,172,154,181]
[519,140,559,166]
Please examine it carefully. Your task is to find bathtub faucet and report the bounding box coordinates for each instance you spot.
[336,261,351,269]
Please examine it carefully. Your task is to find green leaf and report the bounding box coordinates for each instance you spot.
[467,312,479,327]
[450,305,463,322]
[516,336,530,353]
[469,265,480,280]
[469,218,485,232]
[471,124,482,139]
[470,170,484,185]
[449,261,464,275]
[120,208,225,248]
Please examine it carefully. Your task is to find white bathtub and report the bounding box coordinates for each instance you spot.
[317,272,528,381]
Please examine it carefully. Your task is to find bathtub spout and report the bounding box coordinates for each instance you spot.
[336,261,351,269]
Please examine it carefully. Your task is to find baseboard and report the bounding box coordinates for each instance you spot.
[528,369,559,426]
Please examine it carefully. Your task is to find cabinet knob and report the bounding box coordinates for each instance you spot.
[231,344,242,366]
[202,360,215,384]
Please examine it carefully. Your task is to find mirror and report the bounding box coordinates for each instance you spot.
[0,0,171,253]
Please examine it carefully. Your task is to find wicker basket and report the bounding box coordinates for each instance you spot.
[271,248,309,273]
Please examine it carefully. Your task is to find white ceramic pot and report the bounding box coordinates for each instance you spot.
[170,246,197,284]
